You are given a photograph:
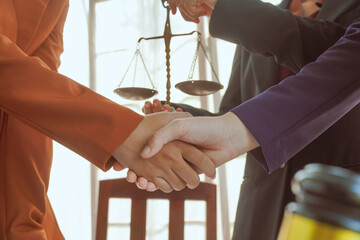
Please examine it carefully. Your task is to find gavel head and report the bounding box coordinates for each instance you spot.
[277,163,360,240]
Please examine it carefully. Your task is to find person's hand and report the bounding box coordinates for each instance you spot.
[141,112,260,168]
[113,160,158,192]
[142,99,164,114]
[125,99,184,191]
[113,112,216,193]
[122,99,167,192]
[142,99,183,114]
[168,0,218,23]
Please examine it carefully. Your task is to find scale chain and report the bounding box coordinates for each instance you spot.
[137,48,156,89]
[187,36,220,83]
[118,49,138,87]
[187,39,200,81]
[199,41,220,82]
[132,49,139,87]
[118,45,156,89]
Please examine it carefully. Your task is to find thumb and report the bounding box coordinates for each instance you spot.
[141,120,185,158]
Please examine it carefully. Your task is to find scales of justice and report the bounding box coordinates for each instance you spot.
[114,0,223,105]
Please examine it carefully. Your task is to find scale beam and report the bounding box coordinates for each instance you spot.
[115,0,222,104]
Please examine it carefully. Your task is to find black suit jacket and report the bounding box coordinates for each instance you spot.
[170,0,360,239]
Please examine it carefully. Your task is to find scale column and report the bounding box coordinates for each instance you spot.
[164,6,172,106]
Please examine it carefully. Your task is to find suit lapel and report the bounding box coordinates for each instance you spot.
[12,0,49,52]
[0,0,17,42]
[317,0,360,20]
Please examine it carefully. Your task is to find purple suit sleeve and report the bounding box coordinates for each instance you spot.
[231,22,360,173]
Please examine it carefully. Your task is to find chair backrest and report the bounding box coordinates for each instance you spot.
[96,178,217,240]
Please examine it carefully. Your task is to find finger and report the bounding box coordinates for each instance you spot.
[176,108,183,112]
[153,177,173,193]
[168,0,178,14]
[152,99,163,113]
[163,105,172,112]
[186,161,202,174]
[143,101,154,115]
[142,101,148,114]
[177,1,198,21]
[127,170,138,183]
[146,182,158,192]
[202,148,226,170]
[182,146,216,179]
[180,11,200,23]
[198,3,213,16]
[113,161,125,171]
[137,177,149,189]
[166,141,201,189]
[141,119,188,158]
[171,157,201,189]
[162,168,187,191]
[178,4,197,22]
[135,181,145,190]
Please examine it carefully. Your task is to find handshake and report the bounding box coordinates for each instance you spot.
[111,0,258,193]
[112,99,259,193]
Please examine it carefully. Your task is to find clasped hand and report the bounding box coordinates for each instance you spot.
[117,99,259,192]
[112,110,216,193]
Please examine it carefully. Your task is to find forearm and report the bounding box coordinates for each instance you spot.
[231,22,360,172]
[209,0,346,72]
[0,34,143,171]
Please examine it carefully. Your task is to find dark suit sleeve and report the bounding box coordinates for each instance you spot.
[160,101,216,116]
[218,46,243,113]
[231,22,360,173]
[174,103,217,116]
[209,0,346,73]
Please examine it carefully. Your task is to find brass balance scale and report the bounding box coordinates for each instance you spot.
[114,0,223,105]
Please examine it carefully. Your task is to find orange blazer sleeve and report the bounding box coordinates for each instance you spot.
[0,2,143,171]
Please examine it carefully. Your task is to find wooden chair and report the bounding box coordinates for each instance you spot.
[96,178,216,240]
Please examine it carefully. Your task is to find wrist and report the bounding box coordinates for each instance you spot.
[222,112,259,155]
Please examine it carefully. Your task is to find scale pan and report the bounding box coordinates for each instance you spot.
[114,87,158,100]
[175,80,223,96]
